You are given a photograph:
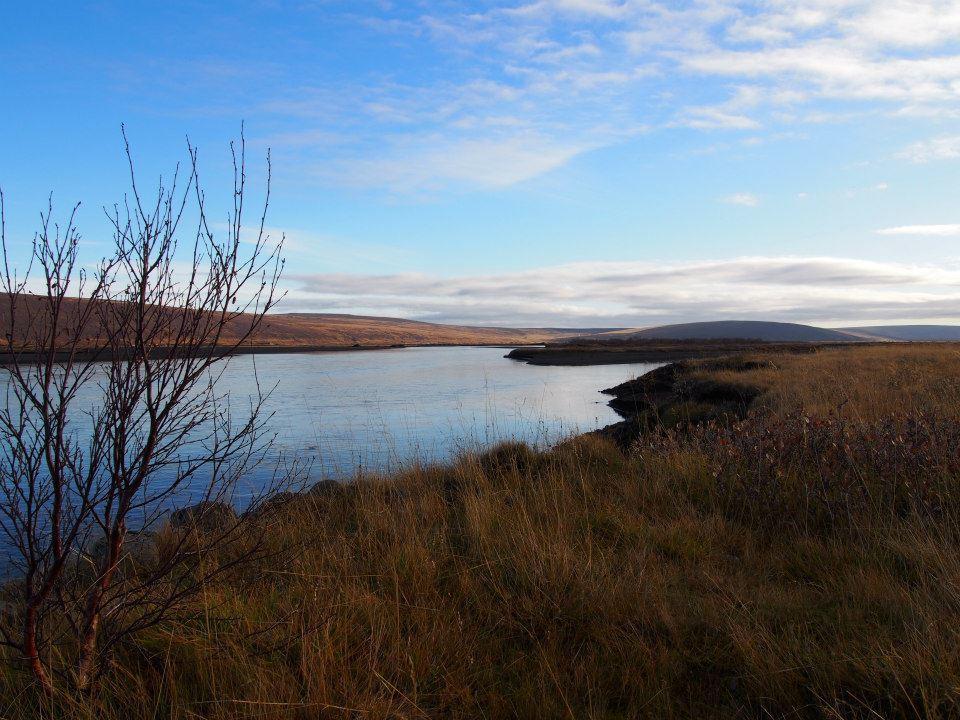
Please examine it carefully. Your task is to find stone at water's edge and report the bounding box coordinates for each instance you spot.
[308,479,345,497]
[169,501,237,531]
[88,530,159,571]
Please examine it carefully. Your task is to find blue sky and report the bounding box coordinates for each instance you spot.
[2,0,960,327]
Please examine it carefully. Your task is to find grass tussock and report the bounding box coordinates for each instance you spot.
[6,344,960,718]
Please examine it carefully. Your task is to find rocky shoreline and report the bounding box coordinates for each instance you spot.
[594,356,772,447]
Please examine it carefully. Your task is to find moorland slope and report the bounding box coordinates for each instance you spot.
[0,295,585,351]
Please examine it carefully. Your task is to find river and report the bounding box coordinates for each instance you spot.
[220,346,657,480]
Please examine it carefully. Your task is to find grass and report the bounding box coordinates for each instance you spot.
[5,343,960,718]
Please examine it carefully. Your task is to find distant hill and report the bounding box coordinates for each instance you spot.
[254,313,590,347]
[596,321,863,343]
[841,325,960,341]
[0,295,594,351]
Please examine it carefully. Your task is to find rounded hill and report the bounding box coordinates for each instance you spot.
[606,321,861,342]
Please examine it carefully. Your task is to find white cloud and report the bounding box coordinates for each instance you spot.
[847,0,960,48]
[897,135,960,163]
[681,108,761,130]
[722,192,760,207]
[332,133,594,191]
[518,0,631,18]
[877,224,960,236]
[284,255,960,327]
[680,43,960,104]
[254,1,960,192]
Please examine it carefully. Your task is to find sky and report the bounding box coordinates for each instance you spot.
[2,0,960,328]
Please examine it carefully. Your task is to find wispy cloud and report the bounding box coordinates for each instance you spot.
[877,224,960,236]
[897,135,960,163]
[245,1,960,193]
[328,133,597,192]
[681,108,761,130]
[721,192,760,207]
[283,256,960,327]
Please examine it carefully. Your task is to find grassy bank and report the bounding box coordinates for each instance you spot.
[5,344,960,718]
[504,339,883,366]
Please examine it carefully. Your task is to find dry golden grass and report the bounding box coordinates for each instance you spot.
[5,344,960,718]
[704,343,960,422]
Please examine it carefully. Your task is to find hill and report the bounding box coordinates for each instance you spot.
[250,312,584,347]
[0,295,589,352]
[595,320,862,342]
[841,325,960,341]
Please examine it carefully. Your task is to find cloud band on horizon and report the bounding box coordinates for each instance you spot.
[282,255,960,328]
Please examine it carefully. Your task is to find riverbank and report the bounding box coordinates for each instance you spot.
[592,355,771,447]
[5,343,960,718]
[505,338,883,366]
[0,340,549,365]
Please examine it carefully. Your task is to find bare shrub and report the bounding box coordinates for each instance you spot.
[0,128,293,695]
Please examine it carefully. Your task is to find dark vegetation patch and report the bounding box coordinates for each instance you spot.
[505,338,881,366]
[598,355,775,447]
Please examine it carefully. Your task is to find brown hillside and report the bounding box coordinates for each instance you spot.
[0,295,577,351]
[251,312,578,346]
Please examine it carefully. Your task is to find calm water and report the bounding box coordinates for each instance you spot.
[235,346,658,480]
[1,347,660,510]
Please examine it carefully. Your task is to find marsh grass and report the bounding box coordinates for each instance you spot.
[5,344,960,718]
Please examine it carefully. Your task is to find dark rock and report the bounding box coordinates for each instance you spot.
[245,482,347,519]
[169,501,237,531]
[673,377,762,406]
[592,418,645,448]
[263,491,299,507]
[477,441,537,476]
[252,491,302,517]
[308,479,344,497]
[602,362,686,416]
[88,530,159,570]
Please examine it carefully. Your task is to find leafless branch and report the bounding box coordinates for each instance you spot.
[0,129,295,696]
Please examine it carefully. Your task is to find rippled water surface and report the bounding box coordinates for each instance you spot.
[0,346,663,569]
[1,347,662,507]
[223,346,659,479]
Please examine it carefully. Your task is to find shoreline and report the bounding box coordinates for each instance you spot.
[0,341,548,365]
[504,339,896,366]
